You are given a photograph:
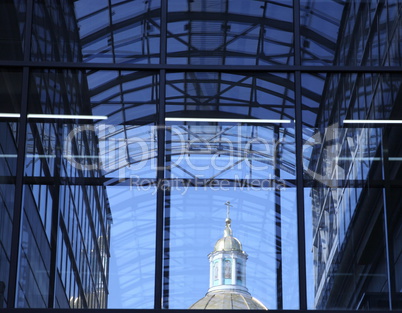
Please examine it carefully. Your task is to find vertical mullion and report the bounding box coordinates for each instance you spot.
[154,0,167,308]
[7,0,33,307]
[274,126,283,310]
[7,67,30,309]
[294,0,308,310]
[47,124,62,308]
[163,128,172,309]
[154,74,166,309]
[381,128,396,310]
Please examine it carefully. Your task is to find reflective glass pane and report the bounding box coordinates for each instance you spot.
[21,68,159,308]
[166,72,295,121]
[300,0,401,66]
[31,1,81,62]
[107,187,156,309]
[2,0,402,310]
[302,72,402,309]
[164,117,298,309]
[0,0,26,61]
[0,69,21,309]
[72,0,161,64]
[167,0,293,65]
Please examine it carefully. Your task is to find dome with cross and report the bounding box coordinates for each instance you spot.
[189,202,268,310]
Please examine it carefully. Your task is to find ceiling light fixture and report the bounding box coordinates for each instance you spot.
[344,119,402,124]
[0,113,108,120]
[28,114,108,120]
[0,113,21,118]
[165,117,291,123]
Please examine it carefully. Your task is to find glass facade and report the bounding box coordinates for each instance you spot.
[0,0,401,311]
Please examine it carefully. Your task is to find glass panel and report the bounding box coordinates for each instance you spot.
[168,187,298,310]
[0,69,21,309]
[300,0,345,66]
[0,0,27,61]
[167,0,293,65]
[107,187,156,309]
[0,120,17,309]
[0,69,23,115]
[20,68,159,308]
[303,125,391,310]
[164,118,298,309]
[31,1,81,62]
[302,72,402,309]
[301,1,401,66]
[71,0,161,64]
[166,72,295,121]
[2,0,402,310]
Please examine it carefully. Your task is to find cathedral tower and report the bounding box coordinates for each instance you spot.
[189,202,268,310]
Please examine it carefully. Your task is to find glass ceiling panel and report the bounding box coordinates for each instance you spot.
[167,0,294,65]
[300,0,346,65]
[74,0,161,64]
[74,0,108,38]
[87,70,158,123]
[166,72,295,121]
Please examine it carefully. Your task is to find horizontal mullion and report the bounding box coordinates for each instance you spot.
[0,61,401,73]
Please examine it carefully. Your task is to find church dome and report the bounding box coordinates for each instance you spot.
[213,217,243,252]
[189,202,268,310]
[189,290,268,310]
[214,235,243,252]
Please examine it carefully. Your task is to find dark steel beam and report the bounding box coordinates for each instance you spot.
[381,127,396,310]
[294,0,308,309]
[1,60,402,73]
[154,0,167,307]
[274,126,283,309]
[6,0,33,307]
[1,308,397,313]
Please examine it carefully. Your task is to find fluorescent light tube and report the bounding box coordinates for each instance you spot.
[28,114,108,120]
[0,113,21,118]
[344,119,402,124]
[0,113,108,120]
[165,117,291,123]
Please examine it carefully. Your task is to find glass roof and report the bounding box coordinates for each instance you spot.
[71,0,348,195]
[73,0,346,131]
[70,0,348,308]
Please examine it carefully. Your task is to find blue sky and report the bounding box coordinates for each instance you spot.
[106,185,313,309]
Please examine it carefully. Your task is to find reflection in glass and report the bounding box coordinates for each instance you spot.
[0,119,18,309]
[107,187,156,309]
[73,0,161,64]
[166,72,295,121]
[303,70,402,309]
[0,0,26,61]
[0,69,22,309]
[2,0,402,310]
[167,0,293,65]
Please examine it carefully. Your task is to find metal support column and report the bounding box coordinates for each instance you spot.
[154,70,166,309]
[6,0,33,307]
[274,126,283,309]
[380,127,396,310]
[154,0,167,308]
[294,0,307,309]
[47,123,63,307]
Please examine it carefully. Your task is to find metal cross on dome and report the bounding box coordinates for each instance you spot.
[225,201,233,221]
